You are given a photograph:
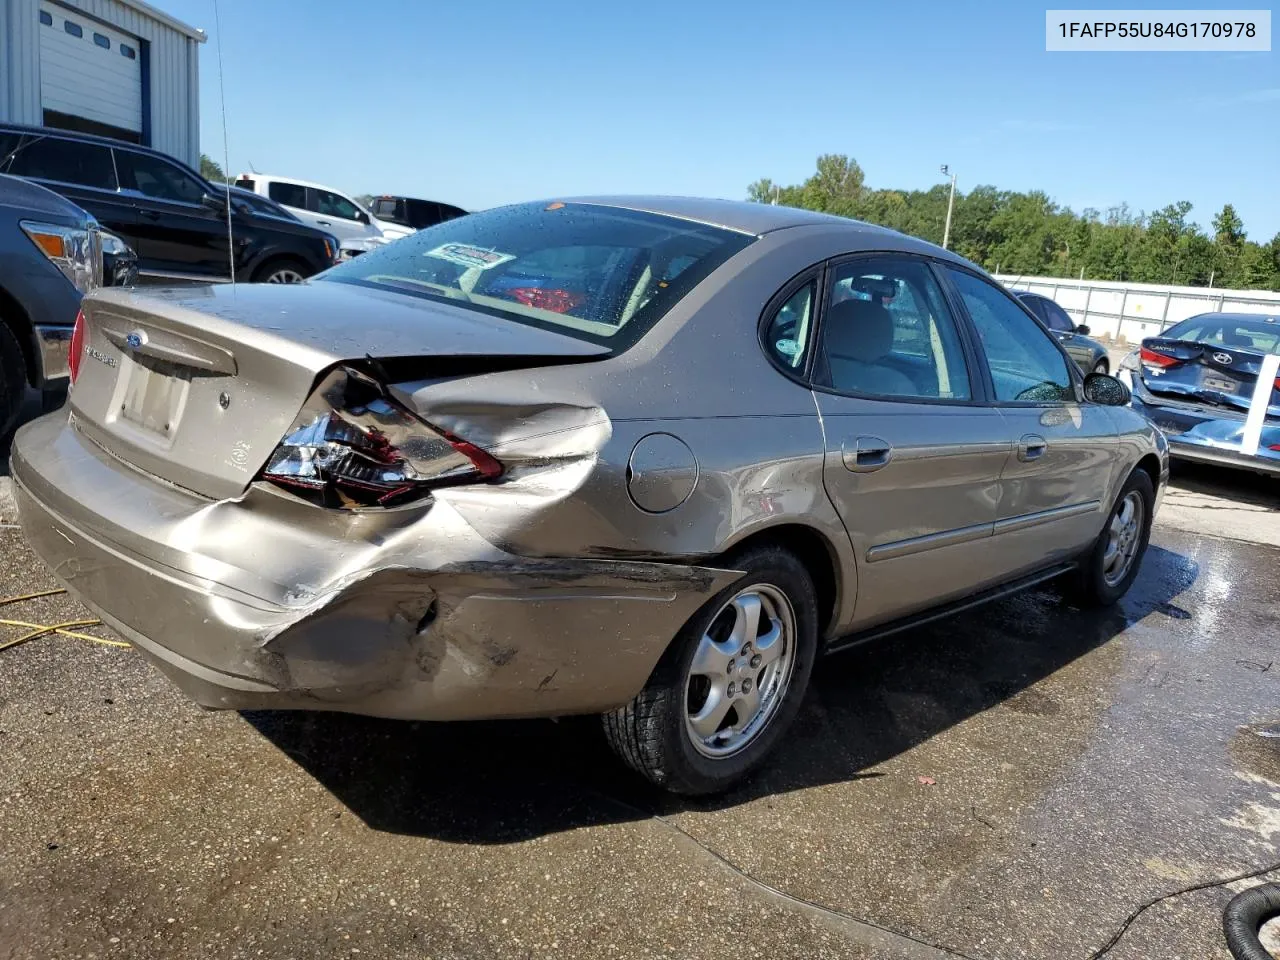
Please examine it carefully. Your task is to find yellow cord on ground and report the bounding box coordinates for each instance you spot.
[0,588,68,607]
[0,588,132,651]
[0,618,131,649]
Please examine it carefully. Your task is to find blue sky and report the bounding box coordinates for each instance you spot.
[165,0,1279,238]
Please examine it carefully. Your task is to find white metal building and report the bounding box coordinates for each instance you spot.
[0,0,204,167]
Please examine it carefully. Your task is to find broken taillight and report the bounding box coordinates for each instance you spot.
[68,309,85,386]
[260,365,502,508]
[1139,346,1178,368]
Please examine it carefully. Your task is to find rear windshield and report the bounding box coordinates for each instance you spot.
[319,201,754,352]
[1163,314,1280,354]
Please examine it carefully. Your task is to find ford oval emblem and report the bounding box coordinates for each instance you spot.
[125,330,147,349]
[1212,351,1233,365]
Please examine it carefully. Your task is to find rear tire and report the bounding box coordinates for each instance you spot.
[253,258,310,284]
[602,545,818,796]
[1069,468,1154,607]
[0,323,28,439]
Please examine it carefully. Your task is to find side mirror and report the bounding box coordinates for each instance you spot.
[1076,324,1091,336]
[1084,372,1131,406]
[356,210,370,225]
[201,192,227,212]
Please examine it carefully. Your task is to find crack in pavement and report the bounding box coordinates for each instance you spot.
[592,785,1280,960]
[1085,861,1280,959]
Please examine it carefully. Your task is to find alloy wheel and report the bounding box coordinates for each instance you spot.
[1102,490,1144,587]
[684,584,797,759]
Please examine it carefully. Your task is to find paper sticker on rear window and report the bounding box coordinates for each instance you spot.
[425,243,515,270]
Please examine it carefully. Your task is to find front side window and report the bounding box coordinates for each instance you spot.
[321,201,753,353]
[1041,299,1076,332]
[819,258,971,400]
[763,280,816,371]
[315,189,361,221]
[946,268,1074,403]
[268,181,307,208]
[116,151,206,204]
[3,135,116,190]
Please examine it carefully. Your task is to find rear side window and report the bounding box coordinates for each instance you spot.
[764,280,817,371]
[321,201,753,354]
[5,135,117,190]
[820,258,971,400]
[235,177,255,191]
[268,181,307,208]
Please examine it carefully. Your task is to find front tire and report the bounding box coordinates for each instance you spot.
[1070,469,1154,607]
[0,323,27,439]
[602,545,818,796]
[253,258,310,284]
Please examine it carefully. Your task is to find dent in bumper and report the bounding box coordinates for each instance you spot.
[11,415,739,720]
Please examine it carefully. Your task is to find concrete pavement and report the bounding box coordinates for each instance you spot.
[0,440,1277,960]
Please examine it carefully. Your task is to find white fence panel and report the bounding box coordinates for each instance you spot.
[994,275,1280,343]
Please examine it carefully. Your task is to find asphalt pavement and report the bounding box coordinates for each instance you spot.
[0,416,1277,960]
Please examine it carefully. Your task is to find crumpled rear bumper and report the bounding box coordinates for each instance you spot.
[11,413,740,720]
[1132,394,1280,477]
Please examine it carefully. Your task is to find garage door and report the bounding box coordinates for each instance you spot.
[39,2,142,137]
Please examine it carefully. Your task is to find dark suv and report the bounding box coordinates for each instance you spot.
[0,124,339,284]
[368,195,467,230]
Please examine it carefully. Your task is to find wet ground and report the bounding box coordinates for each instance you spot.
[0,456,1277,960]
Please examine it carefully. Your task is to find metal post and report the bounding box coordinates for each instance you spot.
[1160,292,1171,331]
[941,166,956,250]
[1082,286,1093,333]
[1117,290,1127,341]
[1217,294,1225,312]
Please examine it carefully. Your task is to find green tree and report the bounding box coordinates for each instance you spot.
[199,154,230,184]
[746,156,1276,291]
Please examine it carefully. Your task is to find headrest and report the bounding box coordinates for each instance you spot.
[825,298,895,363]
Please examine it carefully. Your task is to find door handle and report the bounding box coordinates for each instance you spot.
[141,210,162,220]
[842,436,893,473]
[315,219,332,226]
[1017,434,1047,462]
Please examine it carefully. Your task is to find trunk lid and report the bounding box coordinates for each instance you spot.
[69,282,609,500]
[1139,336,1280,418]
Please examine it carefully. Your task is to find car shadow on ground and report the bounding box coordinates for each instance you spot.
[1168,461,1278,509]
[245,543,1197,843]
[0,388,61,477]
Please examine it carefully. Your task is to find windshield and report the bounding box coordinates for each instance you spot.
[1161,314,1280,354]
[319,201,754,351]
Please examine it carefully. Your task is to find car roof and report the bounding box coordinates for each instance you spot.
[1186,311,1280,324]
[0,122,181,164]
[245,173,352,193]
[560,195,965,256]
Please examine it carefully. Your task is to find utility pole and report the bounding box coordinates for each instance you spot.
[940,165,957,250]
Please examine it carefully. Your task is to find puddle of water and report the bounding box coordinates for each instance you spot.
[1232,726,1280,786]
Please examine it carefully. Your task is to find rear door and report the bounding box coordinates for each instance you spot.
[2,132,140,246]
[113,148,229,279]
[805,255,1012,629]
[942,266,1117,577]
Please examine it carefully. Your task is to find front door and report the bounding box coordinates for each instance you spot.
[112,148,230,278]
[810,255,1012,630]
[942,267,1118,578]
